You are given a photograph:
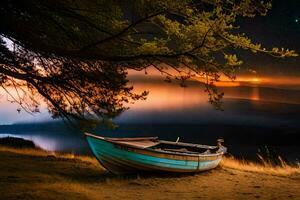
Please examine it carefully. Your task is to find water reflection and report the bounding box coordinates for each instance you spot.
[0,132,88,153]
[250,86,260,101]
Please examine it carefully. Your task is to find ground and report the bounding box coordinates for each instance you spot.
[0,148,299,200]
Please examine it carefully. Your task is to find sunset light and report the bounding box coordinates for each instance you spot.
[251,78,260,82]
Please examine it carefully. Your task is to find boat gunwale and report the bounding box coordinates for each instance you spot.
[84,132,226,158]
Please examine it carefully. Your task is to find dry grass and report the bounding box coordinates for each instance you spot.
[1,146,299,199]
[1,146,299,177]
[221,156,300,176]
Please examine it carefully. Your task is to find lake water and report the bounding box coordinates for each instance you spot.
[0,75,300,164]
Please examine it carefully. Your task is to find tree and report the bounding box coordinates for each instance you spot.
[0,0,297,124]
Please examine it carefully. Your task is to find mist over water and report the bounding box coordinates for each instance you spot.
[0,73,300,163]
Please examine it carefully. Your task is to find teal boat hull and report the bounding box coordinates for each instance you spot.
[86,134,225,174]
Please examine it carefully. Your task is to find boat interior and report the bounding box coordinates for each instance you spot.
[150,142,218,155]
[107,137,220,155]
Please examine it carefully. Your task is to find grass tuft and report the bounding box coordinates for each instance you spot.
[221,156,300,176]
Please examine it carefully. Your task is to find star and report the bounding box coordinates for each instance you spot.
[295,19,298,23]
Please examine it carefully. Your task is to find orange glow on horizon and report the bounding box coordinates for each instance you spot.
[128,67,300,89]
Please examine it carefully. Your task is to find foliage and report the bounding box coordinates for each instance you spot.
[0,0,297,123]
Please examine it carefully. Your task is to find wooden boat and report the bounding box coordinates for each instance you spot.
[85,132,227,174]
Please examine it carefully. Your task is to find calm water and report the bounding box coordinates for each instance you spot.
[0,77,300,164]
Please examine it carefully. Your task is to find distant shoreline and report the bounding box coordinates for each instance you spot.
[1,124,299,165]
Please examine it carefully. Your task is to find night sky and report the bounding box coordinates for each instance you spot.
[238,0,300,75]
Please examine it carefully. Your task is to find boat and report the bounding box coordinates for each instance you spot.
[85,132,227,174]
